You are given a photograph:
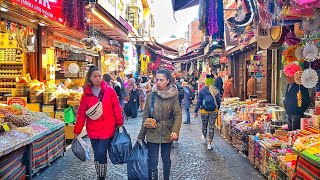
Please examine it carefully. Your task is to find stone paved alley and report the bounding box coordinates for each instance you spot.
[33,111,264,180]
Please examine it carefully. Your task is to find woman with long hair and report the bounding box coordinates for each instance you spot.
[138,69,182,180]
[138,75,151,112]
[74,66,123,180]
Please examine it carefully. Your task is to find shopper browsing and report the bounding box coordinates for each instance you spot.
[74,66,123,180]
[181,81,192,124]
[138,69,182,180]
[194,74,221,150]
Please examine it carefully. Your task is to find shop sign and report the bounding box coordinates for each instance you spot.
[11,0,64,24]
[98,0,126,21]
[7,97,27,107]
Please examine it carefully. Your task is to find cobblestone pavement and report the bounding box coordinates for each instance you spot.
[33,110,265,180]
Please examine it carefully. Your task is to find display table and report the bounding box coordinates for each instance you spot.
[30,127,65,174]
[0,147,26,180]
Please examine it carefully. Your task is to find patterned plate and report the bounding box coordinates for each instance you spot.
[301,68,318,88]
[68,63,79,74]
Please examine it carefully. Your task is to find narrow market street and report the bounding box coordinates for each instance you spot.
[33,110,264,180]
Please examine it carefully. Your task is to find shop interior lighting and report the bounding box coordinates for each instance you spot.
[91,8,114,28]
[212,40,218,45]
[31,35,36,44]
[0,7,8,12]
[30,19,37,23]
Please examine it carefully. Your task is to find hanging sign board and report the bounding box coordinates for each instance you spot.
[11,0,64,24]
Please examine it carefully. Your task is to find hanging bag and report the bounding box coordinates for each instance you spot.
[85,92,104,120]
[109,126,132,164]
[127,141,149,180]
[64,106,76,124]
[72,137,91,162]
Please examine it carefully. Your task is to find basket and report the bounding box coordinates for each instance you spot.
[16,83,29,96]
[43,91,56,105]
[29,90,43,103]
[56,97,68,110]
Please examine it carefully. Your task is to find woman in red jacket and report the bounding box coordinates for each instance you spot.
[74,66,123,180]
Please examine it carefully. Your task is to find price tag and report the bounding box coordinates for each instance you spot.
[2,123,10,131]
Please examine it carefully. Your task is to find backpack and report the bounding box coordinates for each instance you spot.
[178,85,184,100]
[202,88,219,111]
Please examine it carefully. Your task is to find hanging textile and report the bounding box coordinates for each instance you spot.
[198,0,207,32]
[207,0,218,36]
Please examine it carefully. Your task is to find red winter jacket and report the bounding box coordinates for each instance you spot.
[74,81,123,139]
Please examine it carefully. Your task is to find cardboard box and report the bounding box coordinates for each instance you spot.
[55,111,64,121]
[42,105,55,113]
[27,103,40,112]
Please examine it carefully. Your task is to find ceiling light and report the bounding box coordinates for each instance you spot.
[212,41,218,45]
[0,7,8,12]
[30,19,37,22]
[39,22,46,26]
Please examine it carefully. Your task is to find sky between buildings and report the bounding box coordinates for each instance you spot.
[150,0,199,43]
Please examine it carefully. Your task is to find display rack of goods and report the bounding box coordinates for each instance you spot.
[293,134,320,152]
[29,80,46,103]
[0,48,22,62]
[43,88,56,105]
[248,135,256,164]
[16,77,30,97]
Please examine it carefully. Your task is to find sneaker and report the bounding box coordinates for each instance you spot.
[183,121,190,124]
[207,143,212,150]
[201,135,207,143]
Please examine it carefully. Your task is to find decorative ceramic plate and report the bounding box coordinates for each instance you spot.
[294,70,303,85]
[303,43,318,61]
[68,63,79,74]
[301,68,318,88]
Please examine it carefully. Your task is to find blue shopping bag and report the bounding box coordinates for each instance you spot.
[127,141,149,180]
[109,126,132,164]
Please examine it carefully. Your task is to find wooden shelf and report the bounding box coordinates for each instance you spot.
[0,62,23,65]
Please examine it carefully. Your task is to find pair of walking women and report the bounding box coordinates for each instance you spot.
[74,67,182,180]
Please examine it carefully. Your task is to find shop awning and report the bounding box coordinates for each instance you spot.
[172,0,199,11]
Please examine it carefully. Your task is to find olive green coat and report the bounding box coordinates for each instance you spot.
[138,84,182,143]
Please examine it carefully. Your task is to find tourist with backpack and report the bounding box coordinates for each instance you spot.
[193,74,221,150]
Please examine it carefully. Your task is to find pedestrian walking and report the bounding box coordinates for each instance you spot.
[181,81,191,124]
[116,76,126,108]
[138,69,182,180]
[194,74,221,150]
[138,75,151,112]
[74,66,123,180]
[124,77,139,118]
[223,74,236,98]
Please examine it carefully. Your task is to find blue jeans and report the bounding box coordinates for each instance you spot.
[90,138,112,164]
[184,107,190,123]
[147,142,172,179]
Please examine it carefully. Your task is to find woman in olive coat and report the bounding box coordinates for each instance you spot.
[138,69,182,180]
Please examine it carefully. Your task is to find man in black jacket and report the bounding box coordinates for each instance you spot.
[214,72,223,97]
[284,74,311,131]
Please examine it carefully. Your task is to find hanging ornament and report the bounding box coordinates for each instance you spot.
[227,0,255,28]
[301,68,318,88]
[297,88,302,107]
[303,43,318,61]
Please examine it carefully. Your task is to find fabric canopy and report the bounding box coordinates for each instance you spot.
[172,0,199,11]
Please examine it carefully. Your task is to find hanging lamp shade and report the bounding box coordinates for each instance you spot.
[172,0,199,11]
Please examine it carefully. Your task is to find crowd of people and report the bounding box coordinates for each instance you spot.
[73,66,237,180]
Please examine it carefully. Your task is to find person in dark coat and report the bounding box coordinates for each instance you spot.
[283,64,310,131]
[181,81,191,124]
[214,72,223,96]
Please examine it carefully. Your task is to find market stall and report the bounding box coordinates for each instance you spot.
[218,97,319,179]
[0,104,65,179]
